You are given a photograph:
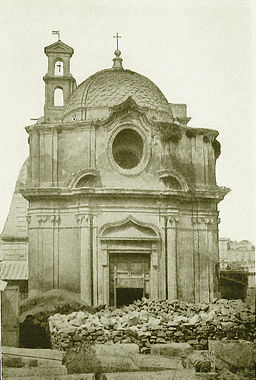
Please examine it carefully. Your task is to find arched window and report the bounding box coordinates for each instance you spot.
[54,88,64,106]
[54,60,63,75]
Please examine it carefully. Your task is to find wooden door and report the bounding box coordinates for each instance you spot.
[109,252,150,306]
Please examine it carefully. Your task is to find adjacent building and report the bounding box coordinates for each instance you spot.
[219,238,255,304]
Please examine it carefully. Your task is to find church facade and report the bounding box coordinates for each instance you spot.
[2,39,229,307]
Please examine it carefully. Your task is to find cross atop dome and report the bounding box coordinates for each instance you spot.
[113,32,122,50]
[112,32,123,70]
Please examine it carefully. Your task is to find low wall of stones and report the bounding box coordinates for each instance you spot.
[48,298,255,353]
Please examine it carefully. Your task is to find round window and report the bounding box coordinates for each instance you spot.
[112,129,144,169]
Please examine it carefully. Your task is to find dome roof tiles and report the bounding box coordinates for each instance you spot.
[64,68,173,122]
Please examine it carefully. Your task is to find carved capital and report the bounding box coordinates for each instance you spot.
[192,216,215,225]
[75,214,90,227]
[167,215,179,226]
[37,215,49,226]
[50,215,61,225]
[37,214,61,227]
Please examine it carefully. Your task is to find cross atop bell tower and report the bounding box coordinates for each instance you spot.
[43,37,76,122]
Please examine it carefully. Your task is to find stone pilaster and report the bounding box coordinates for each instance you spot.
[52,127,58,186]
[166,215,179,300]
[76,214,92,305]
[92,214,98,306]
[28,213,61,292]
[150,242,159,300]
[30,129,40,186]
[100,242,108,306]
[192,215,216,303]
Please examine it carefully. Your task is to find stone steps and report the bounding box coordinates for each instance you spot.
[99,369,196,379]
[3,374,95,380]
[2,346,67,379]
[2,365,67,379]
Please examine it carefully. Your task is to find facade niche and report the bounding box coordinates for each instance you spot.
[54,88,64,106]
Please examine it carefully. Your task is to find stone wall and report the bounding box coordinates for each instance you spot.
[48,298,255,354]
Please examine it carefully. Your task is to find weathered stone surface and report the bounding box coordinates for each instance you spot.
[4,375,95,380]
[94,355,138,371]
[130,353,183,370]
[2,346,65,362]
[151,343,193,357]
[2,356,24,368]
[195,373,218,379]
[208,340,254,370]
[99,369,196,379]
[94,343,139,356]
[2,365,67,377]
[186,350,211,372]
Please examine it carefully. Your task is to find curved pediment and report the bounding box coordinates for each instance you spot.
[158,169,189,192]
[100,215,159,241]
[67,169,101,188]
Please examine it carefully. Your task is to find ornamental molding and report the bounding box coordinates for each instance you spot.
[107,121,152,177]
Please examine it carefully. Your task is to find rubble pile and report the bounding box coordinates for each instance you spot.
[48,298,255,353]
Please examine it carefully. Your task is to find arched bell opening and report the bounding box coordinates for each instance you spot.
[54,87,64,106]
[54,60,64,76]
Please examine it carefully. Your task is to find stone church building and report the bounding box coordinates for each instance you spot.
[0,38,229,308]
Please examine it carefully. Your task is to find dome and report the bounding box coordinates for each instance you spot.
[63,68,173,122]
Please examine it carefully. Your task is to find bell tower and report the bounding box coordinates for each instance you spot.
[43,39,76,122]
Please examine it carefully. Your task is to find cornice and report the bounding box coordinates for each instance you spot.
[185,127,219,141]
[43,74,76,82]
[21,185,230,202]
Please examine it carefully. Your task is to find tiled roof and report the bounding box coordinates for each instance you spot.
[64,69,173,121]
[0,260,28,280]
[1,160,28,241]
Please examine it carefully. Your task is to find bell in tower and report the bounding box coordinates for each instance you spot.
[43,33,76,123]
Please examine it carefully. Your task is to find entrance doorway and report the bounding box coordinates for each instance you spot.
[109,252,150,306]
[116,288,143,306]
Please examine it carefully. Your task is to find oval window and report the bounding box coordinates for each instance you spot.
[112,129,143,169]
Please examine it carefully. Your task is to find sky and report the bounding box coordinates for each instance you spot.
[0,0,255,243]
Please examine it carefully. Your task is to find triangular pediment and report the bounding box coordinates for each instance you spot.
[44,40,74,55]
